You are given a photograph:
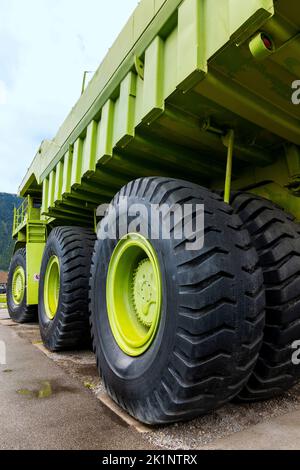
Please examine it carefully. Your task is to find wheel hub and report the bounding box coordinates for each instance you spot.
[106,234,162,357]
[44,256,60,320]
[12,266,25,305]
[132,259,157,328]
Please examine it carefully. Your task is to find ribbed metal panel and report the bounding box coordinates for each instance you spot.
[16,0,299,224]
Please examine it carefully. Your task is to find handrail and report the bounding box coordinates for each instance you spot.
[13,196,31,235]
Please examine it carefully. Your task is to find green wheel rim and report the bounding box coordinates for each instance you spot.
[12,266,25,305]
[44,256,60,320]
[106,234,162,357]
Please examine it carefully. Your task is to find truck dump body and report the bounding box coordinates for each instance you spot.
[18,0,300,226]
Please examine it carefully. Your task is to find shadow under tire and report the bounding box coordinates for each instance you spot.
[7,248,37,323]
[90,177,265,425]
[231,193,300,401]
[39,227,96,352]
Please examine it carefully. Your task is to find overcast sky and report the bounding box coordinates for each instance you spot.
[0,0,138,194]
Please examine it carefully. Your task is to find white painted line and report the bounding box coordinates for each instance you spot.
[97,393,152,434]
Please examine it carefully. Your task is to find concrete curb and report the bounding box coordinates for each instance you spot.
[97,393,152,434]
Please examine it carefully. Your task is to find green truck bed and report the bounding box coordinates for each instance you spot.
[19,0,300,224]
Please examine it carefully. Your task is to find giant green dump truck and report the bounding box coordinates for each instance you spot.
[6,0,300,424]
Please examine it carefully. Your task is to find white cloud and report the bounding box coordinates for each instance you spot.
[0,0,138,194]
[0,80,7,105]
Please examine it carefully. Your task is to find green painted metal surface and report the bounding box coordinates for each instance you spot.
[15,0,300,223]
[13,196,47,305]
[44,256,60,320]
[26,242,46,306]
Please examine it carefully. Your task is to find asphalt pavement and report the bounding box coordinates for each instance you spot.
[0,322,155,450]
[1,310,300,450]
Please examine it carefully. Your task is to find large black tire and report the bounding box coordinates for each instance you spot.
[7,249,37,323]
[231,193,300,400]
[90,177,265,424]
[39,227,96,352]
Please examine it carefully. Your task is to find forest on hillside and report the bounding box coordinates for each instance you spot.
[0,193,22,271]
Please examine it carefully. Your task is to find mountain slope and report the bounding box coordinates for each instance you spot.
[0,193,22,271]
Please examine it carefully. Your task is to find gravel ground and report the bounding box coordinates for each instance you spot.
[145,385,300,449]
[1,309,299,450]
